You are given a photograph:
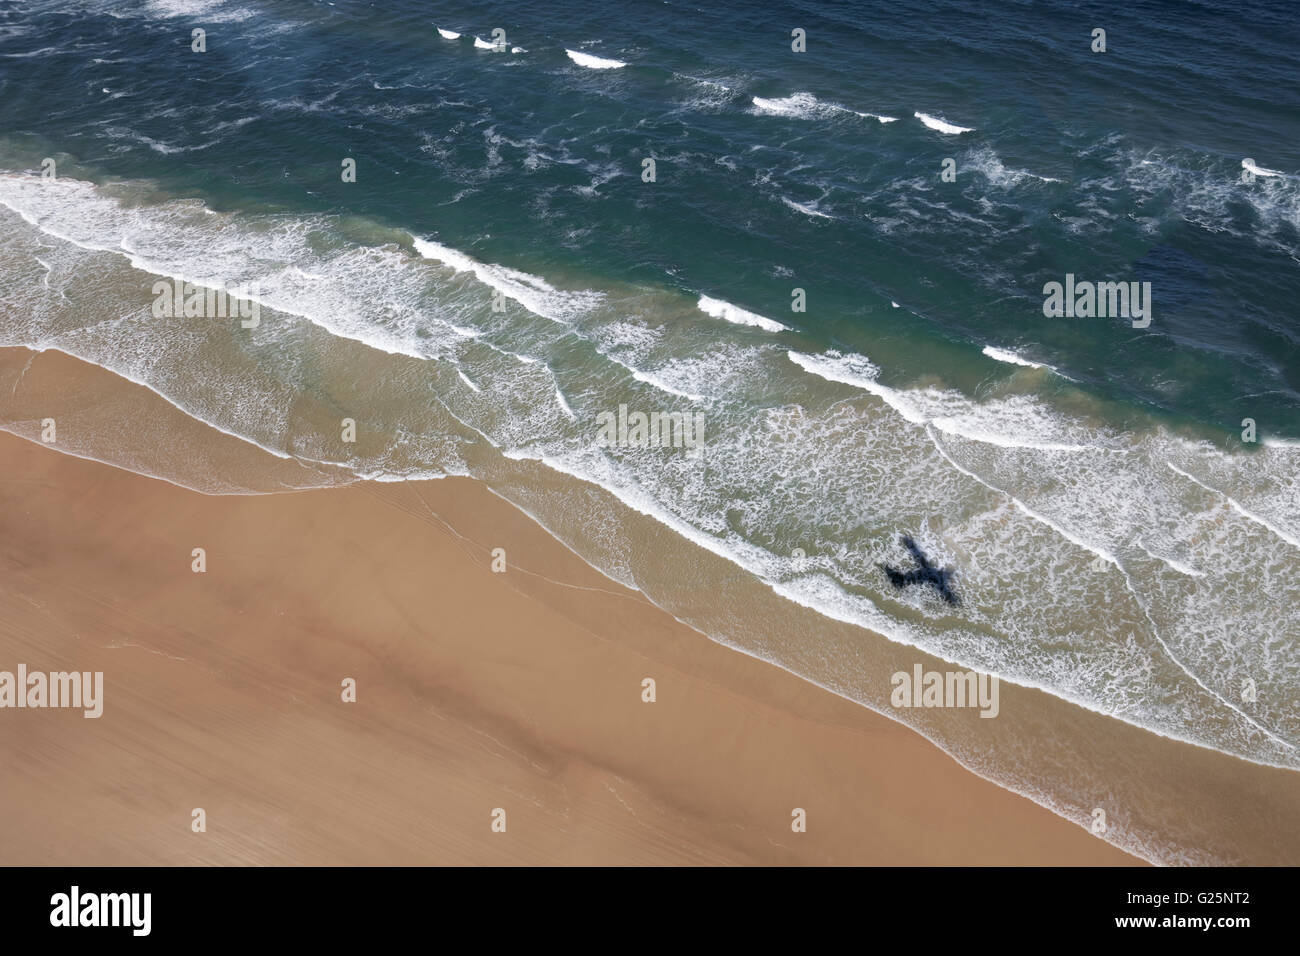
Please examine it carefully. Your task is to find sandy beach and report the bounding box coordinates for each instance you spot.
[7,0,1300,874]
[0,359,1138,865]
[7,0,1300,880]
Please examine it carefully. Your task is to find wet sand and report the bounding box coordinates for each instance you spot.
[0,387,1138,864]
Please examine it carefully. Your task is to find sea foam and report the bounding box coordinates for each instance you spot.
[565,49,626,69]
[697,295,788,332]
[914,111,974,134]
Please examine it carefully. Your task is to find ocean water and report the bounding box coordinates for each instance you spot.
[2,0,1299,863]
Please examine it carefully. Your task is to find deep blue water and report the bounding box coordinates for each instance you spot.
[3,0,1300,434]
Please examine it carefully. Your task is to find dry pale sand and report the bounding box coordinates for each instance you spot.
[0,423,1139,865]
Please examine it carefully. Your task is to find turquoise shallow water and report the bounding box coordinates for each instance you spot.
[5,0,1300,429]
[1,0,1299,863]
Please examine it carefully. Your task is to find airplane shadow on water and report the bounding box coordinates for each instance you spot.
[879,535,961,606]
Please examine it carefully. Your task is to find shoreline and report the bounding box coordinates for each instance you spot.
[0,422,1139,865]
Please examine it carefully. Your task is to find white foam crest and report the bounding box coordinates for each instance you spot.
[981,345,1076,381]
[983,345,1044,368]
[437,28,460,39]
[750,92,819,118]
[750,92,893,123]
[1134,539,1204,578]
[1166,462,1300,551]
[788,349,1094,451]
[473,36,495,50]
[554,387,576,420]
[457,369,482,392]
[696,294,788,333]
[914,111,974,135]
[788,349,938,429]
[589,329,704,402]
[786,348,883,393]
[629,368,702,402]
[929,415,1090,452]
[781,196,835,219]
[565,49,626,69]
[1242,159,1285,178]
[412,235,601,323]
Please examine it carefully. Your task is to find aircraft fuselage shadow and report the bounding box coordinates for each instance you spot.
[880,534,961,606]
